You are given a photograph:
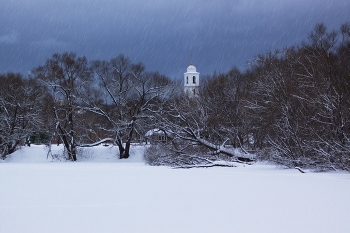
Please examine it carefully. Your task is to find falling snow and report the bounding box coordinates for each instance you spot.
[0,0,350,77]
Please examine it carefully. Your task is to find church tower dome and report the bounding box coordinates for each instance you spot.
[187,64,197,73]
[184,59,199,97]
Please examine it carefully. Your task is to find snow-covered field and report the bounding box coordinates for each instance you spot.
[1,145,350,233]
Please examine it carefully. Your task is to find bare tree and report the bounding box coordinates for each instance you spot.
[155,94,254,167]
[34,52,93,161]
[0,73,48,159]
[86,54,175,159]
[201,68,251,150]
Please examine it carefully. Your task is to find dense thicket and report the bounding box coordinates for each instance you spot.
[0,73,50,158]
[245,23,350,170]
[1,23,349,171]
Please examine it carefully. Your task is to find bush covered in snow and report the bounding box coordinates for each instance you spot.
[144,144,248,168]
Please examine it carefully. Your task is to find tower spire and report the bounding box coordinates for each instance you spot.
[184,56,199,97]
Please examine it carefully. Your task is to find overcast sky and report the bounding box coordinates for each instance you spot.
[1,0,350,78]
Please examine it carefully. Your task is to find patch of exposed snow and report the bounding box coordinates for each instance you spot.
[4,144,146,163]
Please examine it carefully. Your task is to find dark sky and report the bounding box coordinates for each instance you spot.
[1,0,350,78]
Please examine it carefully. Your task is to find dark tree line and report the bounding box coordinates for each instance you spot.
[1,23,349,171]
[146,23,350,170]
[244,23,350,170]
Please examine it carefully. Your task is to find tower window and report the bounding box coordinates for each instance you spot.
[186,76,188,84]
[193,76,196,84]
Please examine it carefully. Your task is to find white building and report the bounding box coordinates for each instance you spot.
[184,61,199,96]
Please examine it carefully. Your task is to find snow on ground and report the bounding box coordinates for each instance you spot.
[1,145,350,233]
[3,144,145,163]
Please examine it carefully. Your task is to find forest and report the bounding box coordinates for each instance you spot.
[1,23,349,171]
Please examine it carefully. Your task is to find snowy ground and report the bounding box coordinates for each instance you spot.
[1,145,350,233]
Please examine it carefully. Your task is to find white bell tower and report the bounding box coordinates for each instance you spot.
[184,58,199,97]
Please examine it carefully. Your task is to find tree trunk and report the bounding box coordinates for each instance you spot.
[118,144,126,159]
[68,108,77,161]
[123,141,131,159]
[1,141,20,159]
[71,144,77,161]
[115,135,126,159]
[197,137,254,162]
[8,142,18,155]
[120,122,134,159]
